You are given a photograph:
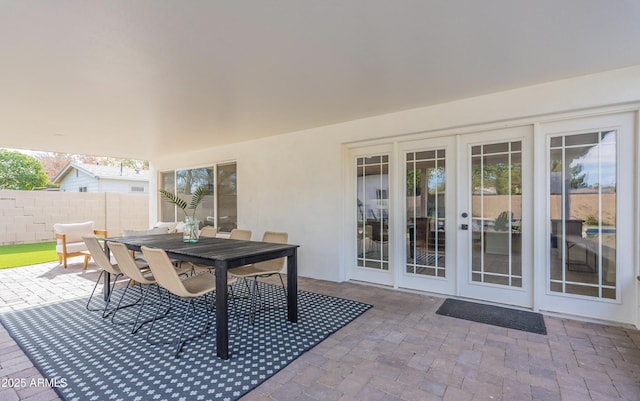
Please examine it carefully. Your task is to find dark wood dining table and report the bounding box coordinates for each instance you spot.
[104,233,299,359]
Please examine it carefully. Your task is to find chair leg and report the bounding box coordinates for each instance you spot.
[100,274,143,319]
[146,288,170,345]
[243,274,288,325]
[228,284,238,317]
[86,270,105,311]
[101,273,122,318]
[277,273,288,301]
[174,297,213,358]
[110,279,134,324]
[129,284,149,332]
[175,299,194,357]
[133,284,170,334]
[111,280,147,325]
[249,277,259,325]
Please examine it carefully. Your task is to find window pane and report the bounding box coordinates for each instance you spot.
[483,142,509,154]
[357,155,389,271]
[550,137,563,148]
[217,163,237,232]
[471,142,522,288]
[160,171,176,222]
[548,131,617,300]
[565,132,598,147]
[406,149,446,277]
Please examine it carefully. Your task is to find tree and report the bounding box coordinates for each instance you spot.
[34,152,148,181]
[549,159,588,189]
[35,152,79,181]
[0,150,49,190]
[472,161,522,195]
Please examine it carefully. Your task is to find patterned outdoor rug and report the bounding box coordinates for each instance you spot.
[0,281,371,401]
[436,298,547,335]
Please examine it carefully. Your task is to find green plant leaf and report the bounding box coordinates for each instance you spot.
[159,189,187,211]
[189,186,208,210]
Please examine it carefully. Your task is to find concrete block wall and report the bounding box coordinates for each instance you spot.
[0,190,150,245]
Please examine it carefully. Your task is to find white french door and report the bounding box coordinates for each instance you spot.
[537,113,636,324]
[398,136,457,294]
[350,144,395,286]
[347,113,637,327]
[457,126,533,307]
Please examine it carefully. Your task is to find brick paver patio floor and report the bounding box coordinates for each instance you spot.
[1,257,639,401]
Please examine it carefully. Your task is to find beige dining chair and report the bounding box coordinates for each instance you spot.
[188,225,233,278]
[83,236,140,318]
[199,226,218,238]
[229,228,252,240]
[229,231,288,323]
[108,241,162,333]
[141,245,217,357]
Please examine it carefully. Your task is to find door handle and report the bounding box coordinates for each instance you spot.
[461,224,469,230]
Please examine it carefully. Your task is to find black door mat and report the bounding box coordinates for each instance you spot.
[436,298,547,335]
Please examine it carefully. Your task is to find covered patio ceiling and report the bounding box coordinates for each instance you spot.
[1,1,640,161]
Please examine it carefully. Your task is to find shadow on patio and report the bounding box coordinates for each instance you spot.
[1,256,639,401]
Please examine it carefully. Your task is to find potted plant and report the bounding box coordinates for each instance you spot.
[159,186,208,242]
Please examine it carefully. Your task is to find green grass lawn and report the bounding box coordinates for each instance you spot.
[0,241,58,269]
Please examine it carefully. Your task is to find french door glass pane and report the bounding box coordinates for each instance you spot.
[357,155,389,271]
[406,149,446,277]
[549,131,617,299]
[471,141,522,287]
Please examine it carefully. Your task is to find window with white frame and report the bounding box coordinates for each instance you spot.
[160,162,237,233]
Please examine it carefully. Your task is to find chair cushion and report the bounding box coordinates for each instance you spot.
[174,221,185,233]
[54,221,95,244]
[56,241,88,254]
[153,222,178,233]
[122,226,169,237]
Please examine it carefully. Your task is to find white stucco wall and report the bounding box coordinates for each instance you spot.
[151,66,640,327]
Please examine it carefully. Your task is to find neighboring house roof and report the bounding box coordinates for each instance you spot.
[52,162,150,184]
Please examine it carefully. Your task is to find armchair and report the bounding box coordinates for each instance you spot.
[54,221,107,269]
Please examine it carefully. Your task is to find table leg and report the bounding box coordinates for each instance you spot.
[287,248,298,322]
[103,271,111,301]
[215,265,229,359]
[103,245,111,301]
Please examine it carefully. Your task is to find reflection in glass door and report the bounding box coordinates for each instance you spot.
[549,131,617,299]
[471,141,523,287]
[356,155,389,271]
[406,149,446,277]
